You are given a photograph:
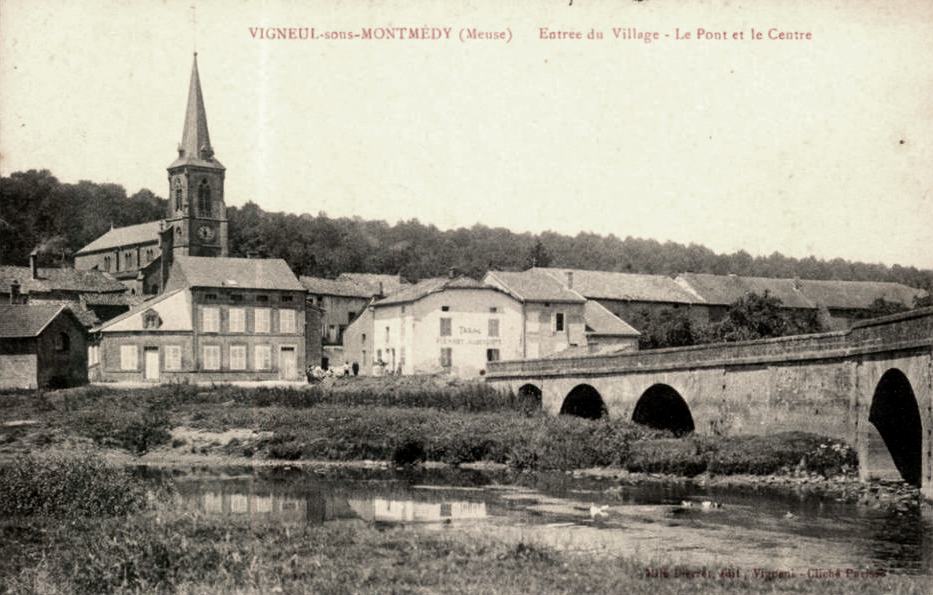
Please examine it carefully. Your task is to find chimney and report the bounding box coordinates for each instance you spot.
[29,249,39,280]
[566,271,574,289]
[9,280,20,304]
[448,267,456,279]
[377,281,384,298]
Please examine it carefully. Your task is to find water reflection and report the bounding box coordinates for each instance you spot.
[176,488,487,525]
[160,469,932,577]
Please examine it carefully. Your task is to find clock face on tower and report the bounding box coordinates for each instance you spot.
[197,225,215,242]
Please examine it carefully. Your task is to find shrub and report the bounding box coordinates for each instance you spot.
[625,438,709,476]
[0,453,148,518]
[392,439,427,466]
[708,432,828,475]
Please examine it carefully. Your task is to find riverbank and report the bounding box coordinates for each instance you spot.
[2,382,919,512]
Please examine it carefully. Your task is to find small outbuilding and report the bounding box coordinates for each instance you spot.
[0,304,89,389]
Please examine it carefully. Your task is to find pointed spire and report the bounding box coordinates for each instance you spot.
[172,53,223,169]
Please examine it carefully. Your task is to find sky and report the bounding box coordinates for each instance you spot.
[1,0,931,269]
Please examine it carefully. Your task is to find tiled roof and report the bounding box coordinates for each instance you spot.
[337,273,408,296]
[300,276,374,298]
[535,267,699,304]
[79,292,146,307]
[796,279,926,310]
[676,273,816,309]
[584,300,640,336]
[375,276,495,306]
[0,304,82,338]
[484,270,585,303]
[0,266,127,294]
[75,221,161,254]
[171,256,304,291]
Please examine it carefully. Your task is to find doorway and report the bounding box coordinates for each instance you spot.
[280,346,297,380]
[144,347,160,382]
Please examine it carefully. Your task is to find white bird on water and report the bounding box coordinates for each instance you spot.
[589,505,610,519]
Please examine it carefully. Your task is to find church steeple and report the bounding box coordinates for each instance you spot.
[171,53,224,169]
[166,52,228,258]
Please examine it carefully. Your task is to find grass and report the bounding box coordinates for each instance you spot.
[3,510,928,594]
[0,384,857,478]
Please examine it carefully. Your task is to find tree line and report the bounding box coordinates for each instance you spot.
[3,169,932,294]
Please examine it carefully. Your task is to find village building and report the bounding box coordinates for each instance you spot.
[301,273,410,370]
[532,267,710,327]
[0,253,133,327]
[676,273,927,330]
[74,53,229,296]
[0,304,88,389]
[366,276,526,377]
[92,256,307,382]
[483,269,590,358]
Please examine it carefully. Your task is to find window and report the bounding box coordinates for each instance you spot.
[197,179,211,216]
[489,306,498,313]
[440,347,452,368]
[361,333,367,344]
[348,311,356,323]
[254,345,272,370]
[164,345,182,371]
[441,305,450,312]
[201,306,220,333]
[103,256,111,271]
[256,295,269,303]
[120,345,137,370]
[55,332,70,352]
[230,345,247,370]
[280,295,293,303]
[488,319,499,337]
[204,293,218,301]
[229,308,246,333]
[202,345,220,370]
[385,326,390,342]
[88,345,99,366]
[361,350,367,366]
[555,312,565,332]
[279,309,295,333]
[254,308,271,333]
[486,349,500,362]
[230,294,244,302]
[440,317,452,337]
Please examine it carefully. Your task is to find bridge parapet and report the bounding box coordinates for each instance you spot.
[487,307,933,379]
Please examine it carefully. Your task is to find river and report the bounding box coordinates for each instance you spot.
[142,465,933,580]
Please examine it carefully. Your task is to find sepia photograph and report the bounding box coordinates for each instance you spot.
[0,0,931,593]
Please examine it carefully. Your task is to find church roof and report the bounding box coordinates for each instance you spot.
[75,221,161,255]
[167,256,305,291]
[168,53,224,170]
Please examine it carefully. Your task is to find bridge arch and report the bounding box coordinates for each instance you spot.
[632,384,695,436]
[560,384,607,419]
[867,369,922,486]
[517,383,543,410]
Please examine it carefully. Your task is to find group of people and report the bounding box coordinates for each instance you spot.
[305,362,359,383]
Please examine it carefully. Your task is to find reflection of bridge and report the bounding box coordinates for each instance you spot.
[486,308,933,501]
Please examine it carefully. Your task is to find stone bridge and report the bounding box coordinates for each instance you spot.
[485,307,933,501]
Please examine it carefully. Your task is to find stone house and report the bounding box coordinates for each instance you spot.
[0,304,88,389]
[0,252,132,327]
[93,256,307,382]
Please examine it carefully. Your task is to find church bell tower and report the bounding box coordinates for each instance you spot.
[165,53,228,258]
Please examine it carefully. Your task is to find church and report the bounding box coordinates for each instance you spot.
[74,53,229,295]
[82,54,313,382]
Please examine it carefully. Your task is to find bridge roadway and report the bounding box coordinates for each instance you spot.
[485,307,933,501]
